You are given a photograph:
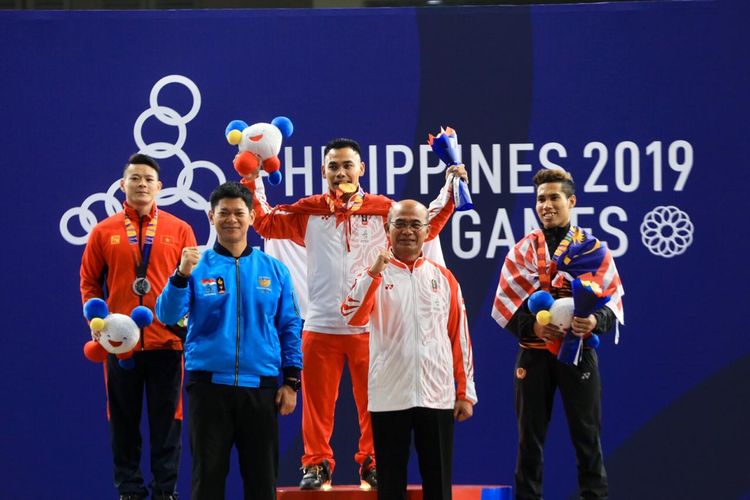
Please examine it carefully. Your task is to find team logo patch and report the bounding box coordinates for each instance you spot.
[356,228,370,241]
[361,215,369,225]
[385,283,394,290]
[110,235,121,244]
[257,276,272,292]
[201,278,218,296]
[516,367,527,380]
[161,235,173,244]
[431,279,439,292]
[216,277,225,294]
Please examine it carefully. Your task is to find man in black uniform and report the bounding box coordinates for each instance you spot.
[491,169,624,500]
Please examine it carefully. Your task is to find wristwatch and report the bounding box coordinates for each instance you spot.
[283,377,302,392]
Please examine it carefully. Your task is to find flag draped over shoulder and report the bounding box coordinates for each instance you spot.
[492,227,624,330]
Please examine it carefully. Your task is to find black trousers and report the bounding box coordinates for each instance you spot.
[514,348,608,500]
[106,349,183,497]
[186,380,279,500]
[371,407,454,500]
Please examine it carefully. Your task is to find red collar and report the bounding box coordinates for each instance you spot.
[389,254,426,271]
[123,201,157,221]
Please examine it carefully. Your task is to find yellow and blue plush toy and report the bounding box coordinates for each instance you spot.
[225,116,293,185]
[528,278,607,364]
[83,298,153,368]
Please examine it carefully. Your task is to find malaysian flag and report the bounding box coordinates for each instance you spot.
[492,227,624,333]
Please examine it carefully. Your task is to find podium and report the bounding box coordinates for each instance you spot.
[276,484,512,499]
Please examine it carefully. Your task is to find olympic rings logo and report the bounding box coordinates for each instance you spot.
[59,75,225,247]
[640,205,694,258]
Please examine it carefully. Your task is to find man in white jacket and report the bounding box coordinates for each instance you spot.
[342,200,477,500]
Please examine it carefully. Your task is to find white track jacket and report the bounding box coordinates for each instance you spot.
[342,256,477,412]
[251,180,454,335]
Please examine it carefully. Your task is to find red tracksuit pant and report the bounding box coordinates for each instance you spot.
[300,331,375,474]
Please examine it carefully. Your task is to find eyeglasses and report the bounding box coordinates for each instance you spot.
[389,220,428,230]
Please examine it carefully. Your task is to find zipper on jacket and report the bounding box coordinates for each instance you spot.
[341,229,348,301]
[410,271,421,404]
[234,257,241,386]
[138,215,146,351]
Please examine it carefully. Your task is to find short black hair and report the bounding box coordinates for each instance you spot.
[209,182,254,211]
[124,153,160,177]
[532,169,575,198]
[323,138,362,158]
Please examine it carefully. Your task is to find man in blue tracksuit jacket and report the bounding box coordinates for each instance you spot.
[156,182,302,500]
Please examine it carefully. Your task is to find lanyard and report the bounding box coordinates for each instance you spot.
[325,186,364,252]
[536,227,574,291]
[123,208,158,279]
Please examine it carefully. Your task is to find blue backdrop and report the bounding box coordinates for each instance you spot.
[1,1,748,498]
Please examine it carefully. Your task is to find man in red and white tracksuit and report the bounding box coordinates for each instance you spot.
[242,138,466,489]
[341,199,477,500]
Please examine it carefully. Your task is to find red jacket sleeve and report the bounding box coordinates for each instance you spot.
[341,270,382,327]
[247,178,309,246]
[80,226,106,303]
[438,266,477,404]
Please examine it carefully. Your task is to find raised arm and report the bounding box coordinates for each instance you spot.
[423,164,468,241]
[155,246,199,325]
[243,177,309,245]
[341,251,390,327]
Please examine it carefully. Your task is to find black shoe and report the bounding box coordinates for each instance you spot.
[360,456,377,490]
[299,459,332,490]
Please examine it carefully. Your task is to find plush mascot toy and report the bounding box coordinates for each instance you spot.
[83,298,153,368]
[528,278,607,365]
[225,116,293,186]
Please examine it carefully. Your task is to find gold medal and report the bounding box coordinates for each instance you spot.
[338,182,356,194]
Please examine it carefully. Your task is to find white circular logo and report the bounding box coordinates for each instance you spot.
[60,75,225,247]
[640,205,694,258]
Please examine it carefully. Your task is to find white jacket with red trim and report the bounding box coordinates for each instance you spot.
[251,179,454,335]
[342,256,477,412]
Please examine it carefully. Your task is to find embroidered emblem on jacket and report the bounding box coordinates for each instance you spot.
[201,278,218,296]
[257,276,272,292]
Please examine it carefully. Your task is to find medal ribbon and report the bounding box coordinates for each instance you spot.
[324,186,364,252]
[536,227,575,291]
[123,208,159,279]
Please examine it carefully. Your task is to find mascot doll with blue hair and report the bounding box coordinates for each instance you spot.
[225,116,293,185]
[82,298,153,369]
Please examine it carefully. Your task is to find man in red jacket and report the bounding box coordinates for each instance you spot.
[80,153,197,500]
